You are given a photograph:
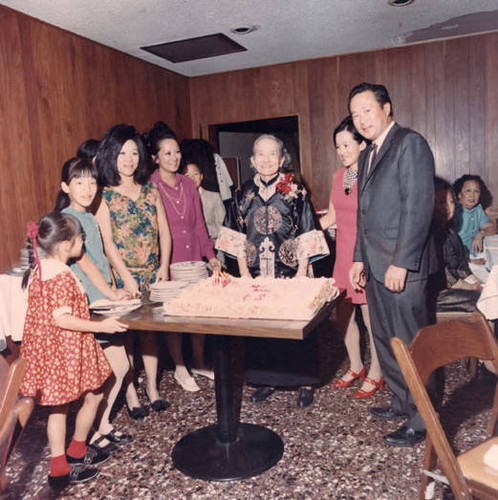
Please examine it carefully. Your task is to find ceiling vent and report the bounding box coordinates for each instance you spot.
[141,33,247,63]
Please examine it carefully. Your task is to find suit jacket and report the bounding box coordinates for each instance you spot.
[353,123,437,283]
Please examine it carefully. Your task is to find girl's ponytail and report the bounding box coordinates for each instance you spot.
[22,222,41,289]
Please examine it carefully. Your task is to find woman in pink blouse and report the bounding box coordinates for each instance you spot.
[145,122,221,392]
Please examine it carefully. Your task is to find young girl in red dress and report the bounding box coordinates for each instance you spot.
[20,212,127,488]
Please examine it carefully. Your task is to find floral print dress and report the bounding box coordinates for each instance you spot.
[101,182,160,291]
[20,259,111,405]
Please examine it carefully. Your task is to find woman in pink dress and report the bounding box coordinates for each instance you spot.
[321,116,383,398]
[144,121,221,392]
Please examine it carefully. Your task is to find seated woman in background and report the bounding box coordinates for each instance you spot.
[453,174,494,256]
[431,177,482,312]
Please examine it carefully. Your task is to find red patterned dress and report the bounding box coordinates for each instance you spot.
[20,259,111,405]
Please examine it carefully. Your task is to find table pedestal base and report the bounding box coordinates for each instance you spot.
[172,423,284,481]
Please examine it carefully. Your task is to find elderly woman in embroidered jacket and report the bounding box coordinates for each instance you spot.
[216,134,329,408]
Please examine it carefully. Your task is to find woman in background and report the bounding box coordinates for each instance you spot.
[182,162,226,242]
[453,174,494,256]
[181,138,234,208]
[431,177,482,312]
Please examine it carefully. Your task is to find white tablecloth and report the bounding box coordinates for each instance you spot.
[478,265,498,320]
[485,235,498,269]
[0,273,27,347]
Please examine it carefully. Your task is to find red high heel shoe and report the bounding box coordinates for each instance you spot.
[333,366,366,388]
[353,376,385,398]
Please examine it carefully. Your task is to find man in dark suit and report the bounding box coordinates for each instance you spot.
[348,82,437,447]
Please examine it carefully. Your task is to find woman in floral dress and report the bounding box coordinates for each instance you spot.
[96,124,171,417]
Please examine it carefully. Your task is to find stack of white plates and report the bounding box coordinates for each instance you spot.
[149,280,190,302]
[170,261,209,284]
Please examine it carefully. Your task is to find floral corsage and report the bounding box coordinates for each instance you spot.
[276,173,301,201]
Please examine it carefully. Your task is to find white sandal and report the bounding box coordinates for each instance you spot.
[191,368,215,380]
[174,371,200,392]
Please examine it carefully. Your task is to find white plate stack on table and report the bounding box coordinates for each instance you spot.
[169,261,209,284]
[149,280,190,303]
[90,298,143,316]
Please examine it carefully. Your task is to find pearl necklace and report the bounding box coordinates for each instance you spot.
[159,180,186,219]
[343,167,358,195]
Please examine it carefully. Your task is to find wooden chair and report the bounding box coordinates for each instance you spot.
[436,311,478,378]
[391,311,498,500]
[0,356,34,494]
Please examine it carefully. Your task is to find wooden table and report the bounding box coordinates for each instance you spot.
[110,295,341,481]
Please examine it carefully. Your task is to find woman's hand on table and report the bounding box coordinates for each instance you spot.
[109,288,131,301]
[156,264,169,282]
[472,232,485,254]
[123,277,140,298]
[209,257,222,275]
[97,317,128,333]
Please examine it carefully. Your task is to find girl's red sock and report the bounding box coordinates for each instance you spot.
[50,454,70,477]
[66,438,86,459]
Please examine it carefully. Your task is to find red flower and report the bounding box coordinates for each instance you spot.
[276,173,295,194]
[276,182,292,194]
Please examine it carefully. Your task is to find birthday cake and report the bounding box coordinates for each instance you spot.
[163,276,338,320]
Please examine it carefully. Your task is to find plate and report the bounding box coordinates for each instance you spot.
[92,303,142,316]
[90,298,142,309]
[150,280,189,290]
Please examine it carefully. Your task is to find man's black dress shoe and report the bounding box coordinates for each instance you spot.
[297,387,314,408]
[383,425,426,447]
[371,406,409,420]
[250,386,276,403]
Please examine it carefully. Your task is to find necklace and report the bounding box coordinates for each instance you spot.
[159,180,186,219]
[343,167,358,195]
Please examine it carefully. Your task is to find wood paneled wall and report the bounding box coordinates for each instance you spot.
[190,32,498,214]
[0,6,191,271]
[2,3,497,272]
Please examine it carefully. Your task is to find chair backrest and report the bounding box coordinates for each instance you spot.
[391,311,498,500]
[0,357,26,427]
[0,355,31,492]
